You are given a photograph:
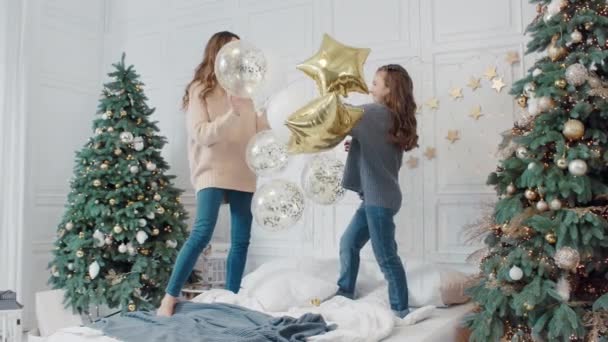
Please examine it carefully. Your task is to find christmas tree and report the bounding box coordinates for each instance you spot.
[48,54,190,314]
[465,1,608,341]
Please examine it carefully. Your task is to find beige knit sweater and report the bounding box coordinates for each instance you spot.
[186,82,270,193]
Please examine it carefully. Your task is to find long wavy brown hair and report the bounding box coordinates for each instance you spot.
[182,31,240,110]
[377,64,418,152]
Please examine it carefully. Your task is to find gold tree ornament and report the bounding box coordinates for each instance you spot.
[297,34,371,96]
[517,95,528,108]
[548,35,567,61]
[555,79,567,88]
[285,93,363,154]
[562,119,585,140]
[545,232,557,244]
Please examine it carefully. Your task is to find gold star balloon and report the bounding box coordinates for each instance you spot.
[285,93,363,154]
[297,34,371,96]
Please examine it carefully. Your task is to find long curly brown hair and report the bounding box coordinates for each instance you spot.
[377,64,418,152]
[181,31,240,110]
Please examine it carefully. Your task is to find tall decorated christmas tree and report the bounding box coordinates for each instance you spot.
[49,55,190,314]
[465,1,608,341]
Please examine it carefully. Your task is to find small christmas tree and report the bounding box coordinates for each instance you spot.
[465,1,608,341]
[48,54,190,314]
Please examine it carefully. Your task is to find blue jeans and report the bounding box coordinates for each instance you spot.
[337,204,409,317]
[166,188,253,297]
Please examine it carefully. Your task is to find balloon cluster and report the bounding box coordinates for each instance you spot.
[286,33,370,154]
[215,34,371,232]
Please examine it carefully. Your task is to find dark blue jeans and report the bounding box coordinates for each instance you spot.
[166,188,253,297]
[337,204,409,317]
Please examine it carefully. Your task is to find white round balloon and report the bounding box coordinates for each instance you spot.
[246,130,288,177]
[265,80,314,143]
[252,179,305,232]
[301,154,346,205]
[215,40,267,98]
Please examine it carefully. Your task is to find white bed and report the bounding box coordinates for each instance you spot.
[36,258,473,342]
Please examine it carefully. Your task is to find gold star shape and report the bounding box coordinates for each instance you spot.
[484,66,498,80]
[491,78,506,93]
[449,87,463,100]
[406,156,419,169]
[469,105,483,120]
[424,147,437,160]
[425,97,440,110]
[286,93,363,153]
[467,77,481,91]
[505,51,520,65]
[446,130,460,144]
[297,34,371,96]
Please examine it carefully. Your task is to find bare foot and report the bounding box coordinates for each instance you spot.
[157,294,178,317]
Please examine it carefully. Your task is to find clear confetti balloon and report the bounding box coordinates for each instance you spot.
[246,130,288,177]
[301,154,345,205]
[252,179,305,232]
[215,40,267,98]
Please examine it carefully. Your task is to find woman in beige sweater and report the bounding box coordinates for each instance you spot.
[158,31,270,316]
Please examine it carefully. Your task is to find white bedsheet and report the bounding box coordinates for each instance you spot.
[38,297,472,342]
[37,257,471,342]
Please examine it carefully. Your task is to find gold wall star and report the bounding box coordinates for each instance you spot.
[446,130,460,144]
[406,156,419,169]
[505,51,520,65]
[424,147,437,160]
[467,77,481,91]
[491,78,506,93]
[484,66,498,80]
[449,87,463,100]
[425,97,440,110]
[469,105,483,120]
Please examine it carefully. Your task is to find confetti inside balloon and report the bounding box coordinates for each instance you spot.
[215,40,267,98]
[246,130,289,176]
[252,179,305,232]
[301,154,345,205]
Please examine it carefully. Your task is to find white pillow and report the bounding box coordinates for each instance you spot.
[246,270,338,312]
[241,259,299,292]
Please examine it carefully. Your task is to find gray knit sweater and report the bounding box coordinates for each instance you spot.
[342,103,404,211]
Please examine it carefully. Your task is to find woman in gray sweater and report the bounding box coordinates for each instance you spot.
[338,64,419,318]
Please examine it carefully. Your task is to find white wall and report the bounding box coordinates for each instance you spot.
[22,0,106,328]
[19,0,538,329]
